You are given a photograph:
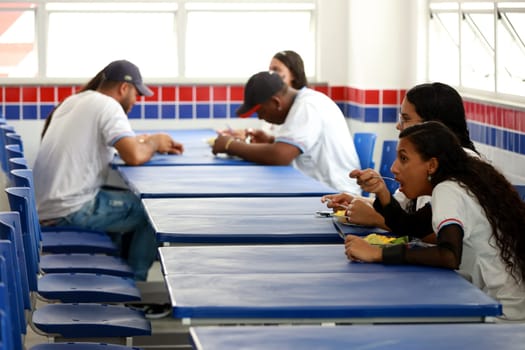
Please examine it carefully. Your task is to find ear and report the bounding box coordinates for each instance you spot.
[427,157,439,176]
[270,95,282,111]
[118,82,129,96]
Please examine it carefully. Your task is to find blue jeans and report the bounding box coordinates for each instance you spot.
[52,187,157,281]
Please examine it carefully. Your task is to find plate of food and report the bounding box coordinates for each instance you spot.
[363,233,409,246]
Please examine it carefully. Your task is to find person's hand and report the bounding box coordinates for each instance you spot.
[212,134,239,155]
[344,234,382,262]
[349,169,391,205]
[246,128,273,144]
[217,128,247,141]
[321,193,353,211]
[346,198,384,226]
[152,133,184,154]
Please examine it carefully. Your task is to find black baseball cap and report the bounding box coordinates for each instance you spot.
[102,59,153,97]
[236,71,285,118]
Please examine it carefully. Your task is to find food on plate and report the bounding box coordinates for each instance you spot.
[206,137,216,146]
[363,233,408,246]
[333,209,346,217]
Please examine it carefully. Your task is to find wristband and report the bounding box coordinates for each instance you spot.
[382,244,406,264]
[224,137,235,152]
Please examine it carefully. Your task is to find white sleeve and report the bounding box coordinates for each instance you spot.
[431,181,467,236]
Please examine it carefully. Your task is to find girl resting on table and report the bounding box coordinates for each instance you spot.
[345,121,525,322]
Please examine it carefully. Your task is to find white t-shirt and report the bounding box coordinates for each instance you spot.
[274,88,361,194]
[432,180,525,321]
[33,90,135,220]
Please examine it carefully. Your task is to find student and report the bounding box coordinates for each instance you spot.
[220,50,308,140]
[345,121,525,322]
[212,70,361,194]
[322,82,479,239]
[33,59,184,283]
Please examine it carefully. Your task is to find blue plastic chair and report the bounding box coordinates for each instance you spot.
[7,157,27,172]
[3,190,141,303]
[379,140,399,194]
[5,144,23,160]
[11,169,119,255]
[0,211,151,344]
[354,132,377,197]
[0,125,15,175]
[4,145,24,186]
[0,216,147,349]
[0,242,26,350]
[0,255,24,350]
[353,132,377,170]
[5,133,23,153]
[514,185,525,202]
[9,164,132,277]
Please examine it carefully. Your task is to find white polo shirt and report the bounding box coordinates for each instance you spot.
[274,88,361,195]
[432,180,525,321]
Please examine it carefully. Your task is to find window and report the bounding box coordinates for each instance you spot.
[0,0,316,82]
[46,2,179,78]
[429,8,460,85]
[184,2,315,78]
[429,0,525,99]
[496,8,525,95]
[0,3,37,78]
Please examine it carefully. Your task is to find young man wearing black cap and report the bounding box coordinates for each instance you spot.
[212,70,361,195]
[33,60,184,287]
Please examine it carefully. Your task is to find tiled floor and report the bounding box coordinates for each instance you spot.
[24,262,190,349]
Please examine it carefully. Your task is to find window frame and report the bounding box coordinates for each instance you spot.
[429,0,525,103]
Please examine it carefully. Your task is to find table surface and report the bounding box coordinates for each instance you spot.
[165,271,500,324]
[158,244,451,275]
[144,197,377,243]
[189,324,525,350]
[161,244,500,325]
[118,165,337,198]
[112,129,253,166]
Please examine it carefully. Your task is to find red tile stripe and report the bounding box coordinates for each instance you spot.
[1,84,524,134]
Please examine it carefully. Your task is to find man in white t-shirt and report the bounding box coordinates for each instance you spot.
[33,60,184,282]
[212,71,361,195]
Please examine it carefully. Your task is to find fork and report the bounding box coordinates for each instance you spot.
[371,176,397,182]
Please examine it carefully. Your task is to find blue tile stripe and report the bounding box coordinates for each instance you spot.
[468,121,525,155]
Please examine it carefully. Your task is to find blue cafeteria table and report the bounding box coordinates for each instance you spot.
[189,324,525,350]
[112,128,253,166]
[158,244,447,275]
[160,244,501,325]
[143,197,377,243]
[117,165,337,198]
[165,271,500,325]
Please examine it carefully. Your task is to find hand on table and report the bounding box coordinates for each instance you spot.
[212,134,242,155]
[217,128,247,141]
[344,234,382,262]
[346,198,385,227]
[245,128,274,144]
[151,133,184,154]
[321,193,354,211]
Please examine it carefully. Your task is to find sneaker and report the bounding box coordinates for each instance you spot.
[142,303,172,319]
[126,303,172,319]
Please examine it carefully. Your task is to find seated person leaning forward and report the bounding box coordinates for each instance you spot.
[212,71,361,195]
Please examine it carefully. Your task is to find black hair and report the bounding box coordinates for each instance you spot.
[272,50,308,89]
[400,121,525,283]
[405,82,478,154]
